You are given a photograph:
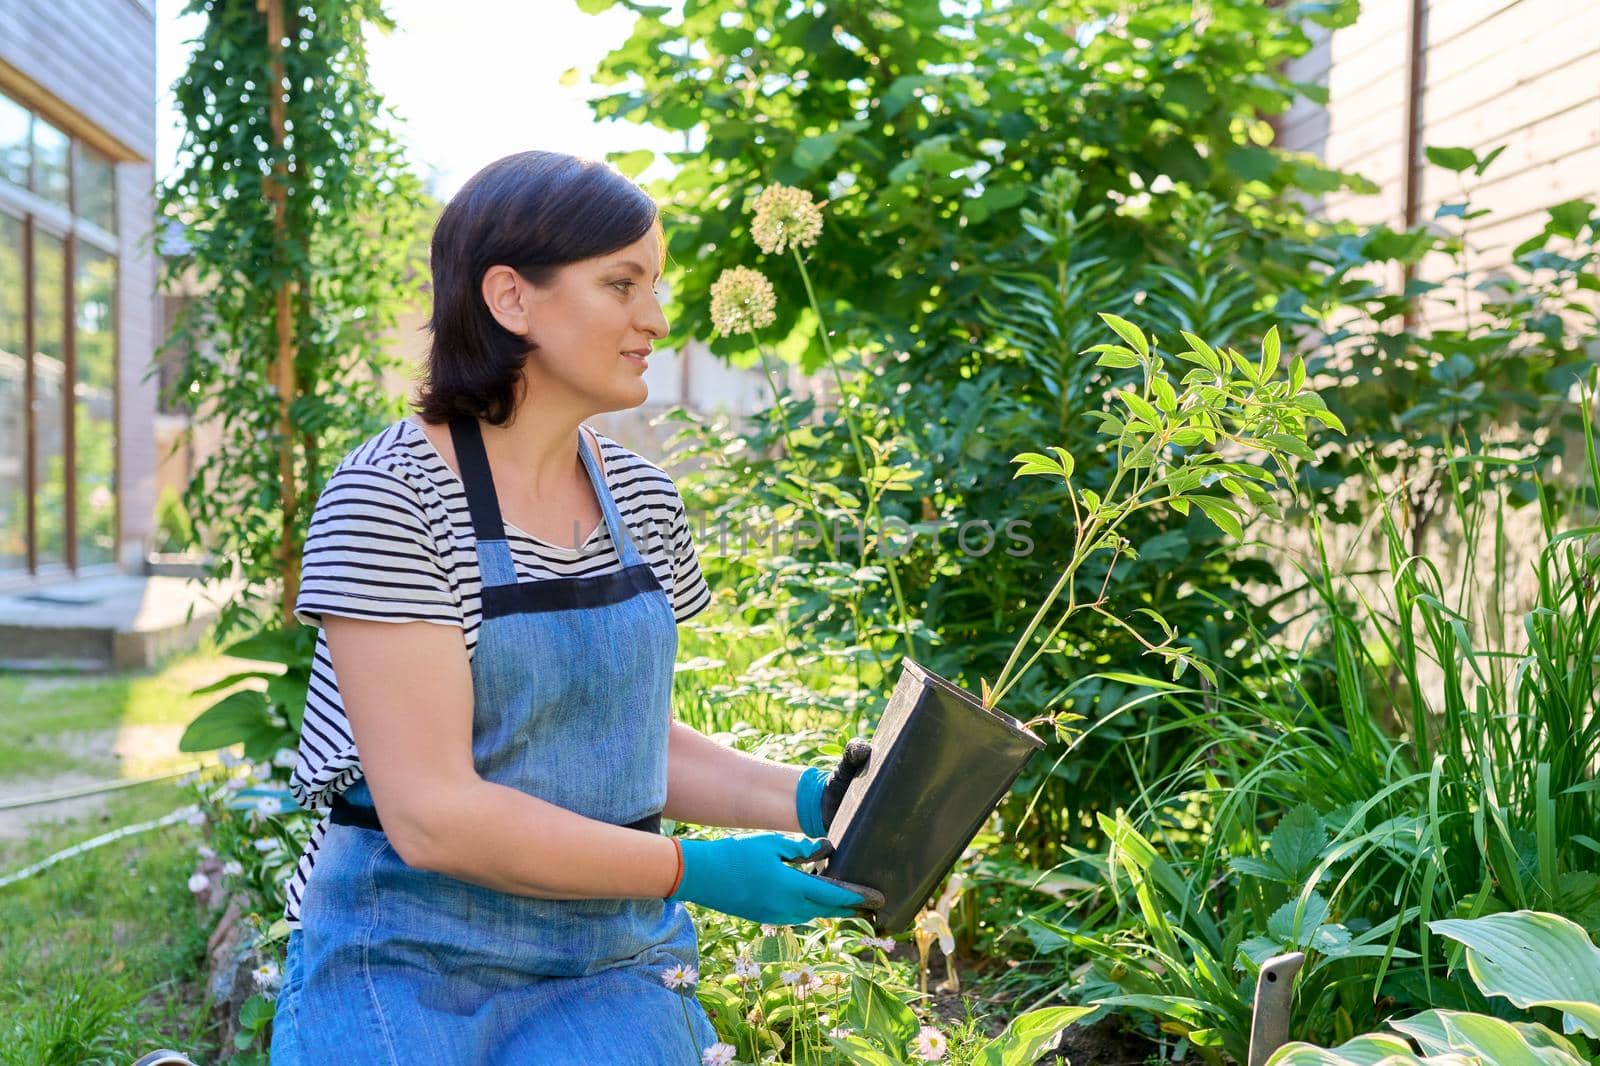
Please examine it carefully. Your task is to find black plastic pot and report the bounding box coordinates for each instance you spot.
[821,657,1045,933]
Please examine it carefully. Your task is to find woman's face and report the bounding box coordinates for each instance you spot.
[484,229,669,415]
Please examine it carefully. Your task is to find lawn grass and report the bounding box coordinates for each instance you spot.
[0,640,248,1064]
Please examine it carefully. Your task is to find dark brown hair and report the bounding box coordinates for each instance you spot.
[413,150,664,425]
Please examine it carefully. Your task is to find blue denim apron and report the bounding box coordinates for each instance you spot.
[272,416,714,1064]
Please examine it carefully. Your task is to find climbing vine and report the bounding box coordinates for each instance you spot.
[158,0,430,639]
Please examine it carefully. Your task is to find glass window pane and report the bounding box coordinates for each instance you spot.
[0,213,24,571]
[33,118,68,206]
[0,95,27,190]
[33,230,66,566]
[74,145,116,234]
[75,246,117,566]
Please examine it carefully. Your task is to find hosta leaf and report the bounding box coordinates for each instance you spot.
[1392,1009,1584,1063]
[1266,1034,1430,1065]
[1429,911,1600,1038]
[971,1006,1096,1066]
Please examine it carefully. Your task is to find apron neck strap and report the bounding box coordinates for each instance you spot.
[448,416,506,542]
[448,417,637,561]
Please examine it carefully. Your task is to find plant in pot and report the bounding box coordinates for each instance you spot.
[707,184,1341,930]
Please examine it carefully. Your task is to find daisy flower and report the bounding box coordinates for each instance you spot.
[709,266,777,337]
[857,935,896,953]
[733,954,759,983]
[911,1025,948,1061]
[779,964,815,988]
[660,963,698,990]
[700,1043,737,1066]
[252,960,281,992]
[750,183,826,256]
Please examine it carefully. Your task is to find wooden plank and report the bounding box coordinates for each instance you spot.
[1422,9,1600,129]
[1425,0,1529,48]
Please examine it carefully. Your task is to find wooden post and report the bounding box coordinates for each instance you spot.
[259,0,298,625]
[1400,0,1427,333]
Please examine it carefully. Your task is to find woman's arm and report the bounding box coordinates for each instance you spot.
[664,720,805,831]
[325,614,680,899]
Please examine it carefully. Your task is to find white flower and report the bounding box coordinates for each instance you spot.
[708,266,777,337]
[196,845,216,860]
[224,775,247,791]
[255,796,284,816]
[252,837,277,853]
[750,183,826,256]
[185,809,206,827]
[252,960,281,992]
[911,1025,948,1061]
[701,1043,737,1066]
[222,860,244,877]
[779,965,815,987]
[660,963,698,990]
[857,935,896,953]
[218,750,241,769]
[187,871,210,894]
[733,954,759,982]
[828,1026,853,1039]
[272,747,298,768]
[759,924,779,936]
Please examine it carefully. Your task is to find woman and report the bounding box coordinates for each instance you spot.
[270,150,874,1064]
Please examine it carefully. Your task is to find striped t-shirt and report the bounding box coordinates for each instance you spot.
[281,416,712,928]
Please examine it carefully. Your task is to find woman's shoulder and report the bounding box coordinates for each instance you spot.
[321,419,452,511]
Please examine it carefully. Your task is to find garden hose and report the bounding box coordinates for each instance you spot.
[0,804,199,889]
[0,762,209,812]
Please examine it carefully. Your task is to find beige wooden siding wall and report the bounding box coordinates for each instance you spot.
[1280,0,1600,272]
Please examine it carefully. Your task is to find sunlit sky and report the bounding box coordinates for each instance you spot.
[154,0,693,198]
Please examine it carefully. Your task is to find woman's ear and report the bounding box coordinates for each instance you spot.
[481,264,531,338]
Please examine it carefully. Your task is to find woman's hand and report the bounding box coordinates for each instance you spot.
[669,834,870,926]
[795,739,872,838]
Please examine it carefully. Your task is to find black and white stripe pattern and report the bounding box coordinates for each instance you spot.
[281,418,711,927]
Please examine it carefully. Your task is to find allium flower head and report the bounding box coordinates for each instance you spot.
[701,1043,737,1066]
[912,1025,948,1061]
[750,183,826,256]
[709,266,777,338]
[660,963,698,990]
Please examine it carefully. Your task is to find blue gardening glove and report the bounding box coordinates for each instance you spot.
[669,834,868,926]
[796,739,872,838]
